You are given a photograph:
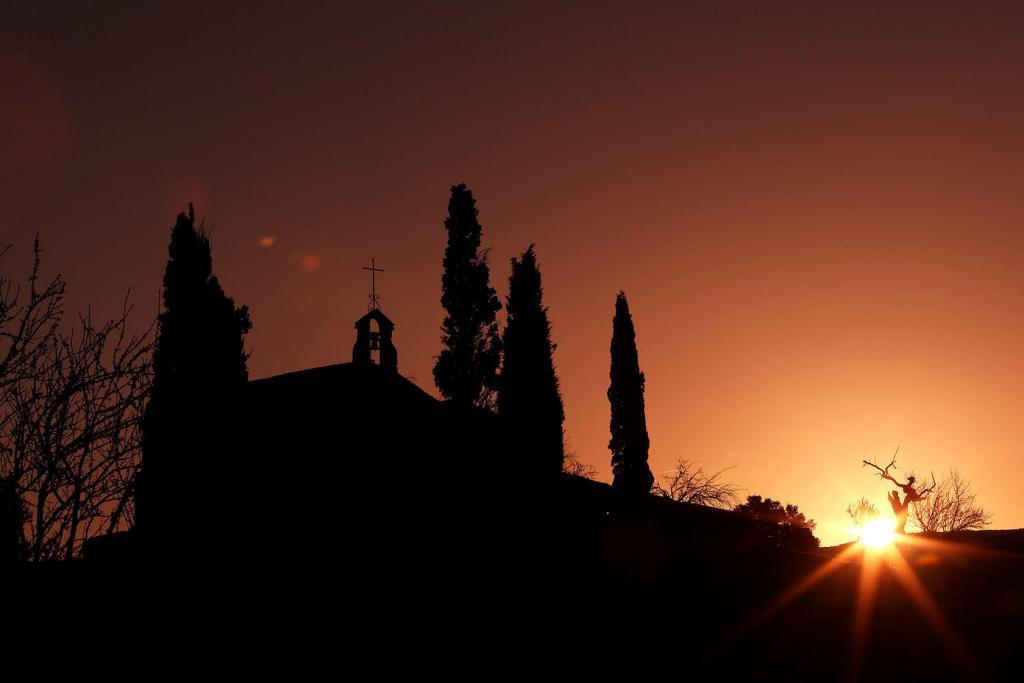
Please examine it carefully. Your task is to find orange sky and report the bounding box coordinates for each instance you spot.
[5,1,1024,544]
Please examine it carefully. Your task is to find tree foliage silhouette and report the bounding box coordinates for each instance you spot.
[150,204,251,391]
[434,184,502,409]
[497,245,564,473]
[735,494,819,551]
[136,204,251,541]
[607,291,653,496]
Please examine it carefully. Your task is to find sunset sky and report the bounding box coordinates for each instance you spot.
[5,1,1024,544]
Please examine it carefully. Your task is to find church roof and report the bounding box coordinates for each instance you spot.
[354,308,394,328]
[248,361,428,410]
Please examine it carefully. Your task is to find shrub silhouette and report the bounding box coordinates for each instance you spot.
[735,494,819,551]
[846,496,879,528]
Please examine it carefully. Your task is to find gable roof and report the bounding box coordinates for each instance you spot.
[354,308,394,329]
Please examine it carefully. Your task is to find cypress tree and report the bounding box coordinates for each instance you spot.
[433,184,502,408]
[150,204,251,392]
[497,245,564,474]
[136,204,251,541]
[608,291,653,496]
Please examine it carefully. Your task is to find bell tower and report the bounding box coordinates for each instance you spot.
[352,258,398,372]
[352,309,397,372]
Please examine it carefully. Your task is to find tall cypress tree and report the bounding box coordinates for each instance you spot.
[497,245,564,474]
[433,184,502,408]
[136,204,251,540]
[150,204,251,392]
[608,291,653,496]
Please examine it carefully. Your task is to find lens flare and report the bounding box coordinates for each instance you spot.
[858,518,895,548]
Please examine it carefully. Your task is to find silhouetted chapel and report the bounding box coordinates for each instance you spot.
[84,265,773,612]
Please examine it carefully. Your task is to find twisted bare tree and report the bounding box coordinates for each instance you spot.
[862,450,936,534]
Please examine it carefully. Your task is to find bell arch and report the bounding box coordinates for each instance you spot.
[352,309,398,373]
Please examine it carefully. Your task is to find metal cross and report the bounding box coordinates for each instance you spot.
[363,257,384,310]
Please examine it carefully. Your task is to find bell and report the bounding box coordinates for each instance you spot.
[368,331,381,351]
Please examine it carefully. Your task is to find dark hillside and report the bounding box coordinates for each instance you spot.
[70,367,1024,680]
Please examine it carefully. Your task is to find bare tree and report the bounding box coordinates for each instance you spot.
[911,469,992,533]
[862,450,936,533]
[846,496,879,527]
[0,238,64,560]
[653,458,740,509]
[0,238,64,390]
[562,450,597,480]
[0,240,151,560]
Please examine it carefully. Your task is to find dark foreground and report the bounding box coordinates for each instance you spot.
[12,495,1024,681]
[13,366,1020,678]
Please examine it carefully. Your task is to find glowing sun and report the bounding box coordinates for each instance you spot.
[859,518,896,549]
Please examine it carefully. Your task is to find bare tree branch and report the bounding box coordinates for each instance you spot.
[652,458,741,509]
[562,450,598,480]
[0,240,153,560]
[911,469,992,533]
[862,446,901,483]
